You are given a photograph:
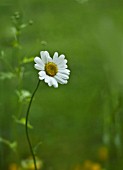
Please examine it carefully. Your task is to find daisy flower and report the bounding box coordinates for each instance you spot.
[34,51,70,88]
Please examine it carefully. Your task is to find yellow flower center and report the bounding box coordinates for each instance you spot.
[45,62,58,76]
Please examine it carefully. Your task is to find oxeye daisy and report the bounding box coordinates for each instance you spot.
[34,51,70,88]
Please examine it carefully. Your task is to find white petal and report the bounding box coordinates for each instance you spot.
[54,54,64,65]
[40,51,50,63]
[53,52,58,63]
[34,57,44,66]
[64,59,67,64]
[48,56,52,62]
[54,75,68,84]
[44,75,50,83]
[38,71,58,88]
[39,71,46,80]
[58,64,67,69]
[58,60,67,66]
[59,59,67,64]
[57,60,67,68]
[57,72,69,79]
[38,71,46,77]
[48,79,52,87]
[34,64,44,70]
[51,77,58,88]
[59,69,70,75]
[39,76,45,80]
[58,54,65,60]
[47,77,53,86]
[48,76,58,88]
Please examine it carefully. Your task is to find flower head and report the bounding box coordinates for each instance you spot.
[34,51,70,88]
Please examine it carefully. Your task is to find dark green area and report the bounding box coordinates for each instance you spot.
[0,0,123,170]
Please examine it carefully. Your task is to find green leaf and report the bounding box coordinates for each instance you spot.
[0,50,5,58]
[41,40,47,46]
[0,72,15,80]
[16,89,31,103]
[20,23,27,29]
[12,116,33,129]
[0,137,17,152]
[33,141,42,154]
[21,57,34,64]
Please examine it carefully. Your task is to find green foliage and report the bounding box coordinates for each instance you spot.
[15,89,31,103]
[21,57,34,64]
[33,141,42,154]
[0,1,123,170]
[12,116,33,129]
[0,72,15,80]
[0,11,34,169]
[0,137,17,152]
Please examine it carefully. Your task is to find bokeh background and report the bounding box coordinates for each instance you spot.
[1,0,123,170]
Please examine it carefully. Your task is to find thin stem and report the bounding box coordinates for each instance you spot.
[25,80,40,170]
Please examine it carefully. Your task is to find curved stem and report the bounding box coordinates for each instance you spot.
[25,80,40,170]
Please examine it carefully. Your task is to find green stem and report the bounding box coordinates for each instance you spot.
[25,80,40,170]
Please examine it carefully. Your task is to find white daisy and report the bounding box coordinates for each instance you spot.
[34,51,70,88]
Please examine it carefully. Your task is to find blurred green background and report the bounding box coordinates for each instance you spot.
[1,0,123,170]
